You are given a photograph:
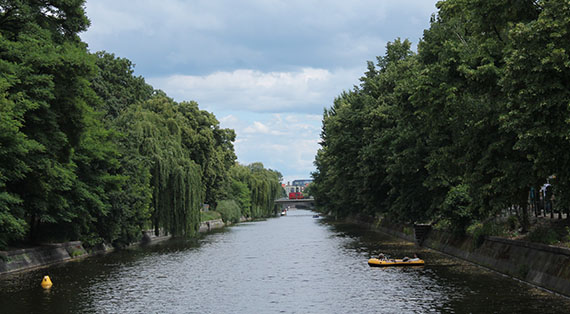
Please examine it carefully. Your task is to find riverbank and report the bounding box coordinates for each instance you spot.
[0,219,230,275]
[368,219,570,297]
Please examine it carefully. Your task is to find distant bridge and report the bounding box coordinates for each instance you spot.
[274,197,315,209]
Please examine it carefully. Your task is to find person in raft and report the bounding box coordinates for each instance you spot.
[378,253,386,260]
[403,254,420,262]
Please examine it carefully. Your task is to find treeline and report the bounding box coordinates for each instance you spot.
[0,1,281,249]
[312,0,570,233]
[216,163,283,224]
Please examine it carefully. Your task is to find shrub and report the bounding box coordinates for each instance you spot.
[216,200,241,224]
[71,249,84,258]
[441,184,473,235]
[433,218,452,231]
[467,221,506,248]
[526,225,559,245]
[200,211,221,222]
[507,215,519,231]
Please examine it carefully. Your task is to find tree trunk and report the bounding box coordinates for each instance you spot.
[520,204,530,233]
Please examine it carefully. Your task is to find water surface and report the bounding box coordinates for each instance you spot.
[1,209,568,313]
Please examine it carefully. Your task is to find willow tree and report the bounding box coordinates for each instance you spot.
[114,96,204,237]
[220,163,281,219]
[176,100,236,208]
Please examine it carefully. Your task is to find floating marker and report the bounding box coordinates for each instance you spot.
[41,275,53,289]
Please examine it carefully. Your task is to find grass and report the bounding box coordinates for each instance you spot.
[71,249,84,258]
[200,211,222,222]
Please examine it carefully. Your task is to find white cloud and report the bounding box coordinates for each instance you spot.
[81,0,439,181]
[82,0,438,76]
[217,112,321,182]
[147,67,362,114]
[243,121,287,135]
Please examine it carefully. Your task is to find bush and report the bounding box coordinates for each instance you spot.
[200,211,221,222]
[433,218,452,231]
[526,225,559,245]
[216,200,241,224]
[71,249,84,257]
[467,221,506,248]
[507,215,519,231]
[441,184,473,235]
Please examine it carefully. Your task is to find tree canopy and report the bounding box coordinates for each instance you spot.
[0,1,281,249]
[312,0,570,233]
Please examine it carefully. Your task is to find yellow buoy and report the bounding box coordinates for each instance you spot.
[41,275,53,289]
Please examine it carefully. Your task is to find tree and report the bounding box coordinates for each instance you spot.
[90,51,154,120]
[502,0,570,219]
[0,0,102,243]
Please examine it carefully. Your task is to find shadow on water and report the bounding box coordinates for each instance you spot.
[322,219,570,314]
[1,211,569,313]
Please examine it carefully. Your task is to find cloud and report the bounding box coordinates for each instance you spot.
[219,113,321,182]
[81,0,439,181]
[243,121,286,135]
[82,0,438,76]
[147,67,362,114]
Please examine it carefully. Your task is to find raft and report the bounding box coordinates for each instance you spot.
[368,258,425,267]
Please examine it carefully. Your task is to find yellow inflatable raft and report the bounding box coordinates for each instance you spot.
[368,258,425,267]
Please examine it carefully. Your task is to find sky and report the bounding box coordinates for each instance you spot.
[80,0,439,184]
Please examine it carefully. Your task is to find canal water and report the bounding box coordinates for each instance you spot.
[1,209,569,313]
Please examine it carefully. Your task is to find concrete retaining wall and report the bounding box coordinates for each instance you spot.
[1,219,231,275]
[0,242,89,274]
[198,219,225,233]
[371,220,570,297]
[422,230,570,296]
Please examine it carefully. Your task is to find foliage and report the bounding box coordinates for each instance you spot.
[0,1,279,249]
[507,216,519,231]
[303,183,314,198]
[0,0,103,245]
[200,211,221,222]
[225,163,282,219]
[216,200,241,224]
[526,225,559,245]
[90,51,154,120]
[467,221,506,248]
[311,0,568,235]
[441,185,474,235]
[564,227,570,244]
[229,179,252,217]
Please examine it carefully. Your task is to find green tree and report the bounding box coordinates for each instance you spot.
[225,163,281,218]
[114,96,204,238]
[312,0,549,234]
[0,0,104,243]
[502,0,570,218]
[90,51,154,120]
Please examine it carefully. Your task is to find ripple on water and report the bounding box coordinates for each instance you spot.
[2,210,570,313]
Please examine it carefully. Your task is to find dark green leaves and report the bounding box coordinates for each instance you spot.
[312,0,566,233]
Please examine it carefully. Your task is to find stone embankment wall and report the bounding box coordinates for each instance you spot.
[1,219,231,275]
[0,242,89,274]
[423,230,570,297]
[198,219,225,233]
[374,221,570,297]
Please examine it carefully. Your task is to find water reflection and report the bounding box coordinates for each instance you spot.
[1,209,569,313]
